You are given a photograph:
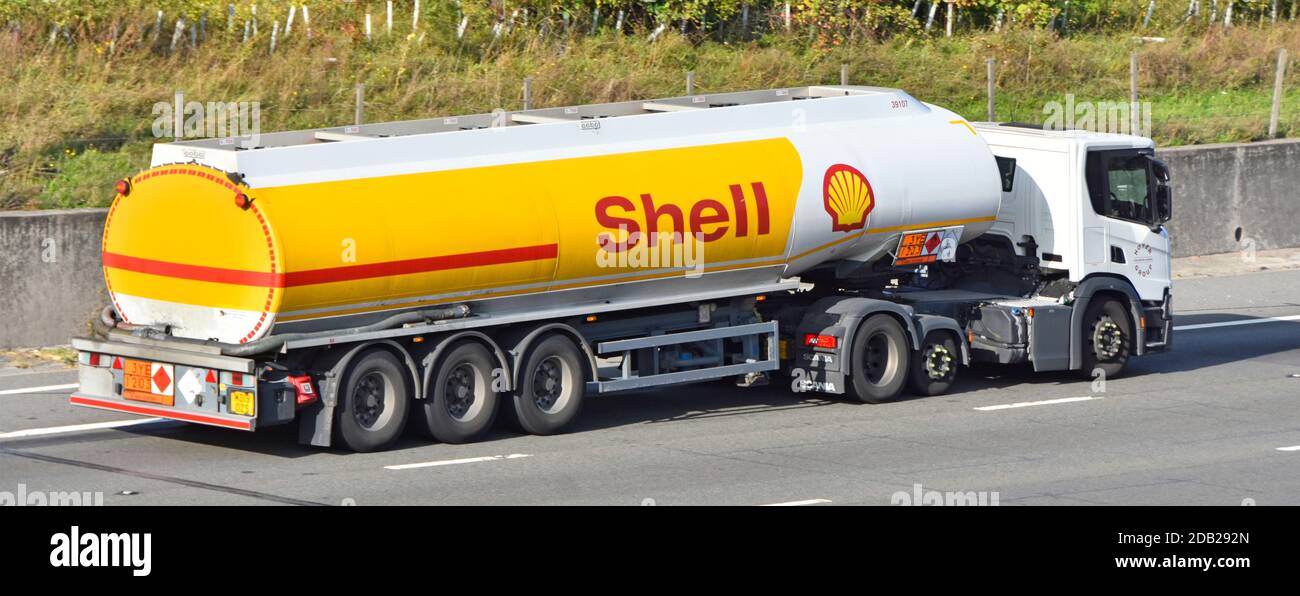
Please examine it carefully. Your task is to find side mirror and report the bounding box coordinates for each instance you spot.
[1155,184,1172,224]
[1150,158,1170,183]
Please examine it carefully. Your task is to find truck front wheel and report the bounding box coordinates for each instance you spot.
[848,315,911,403]
[511,334,586,435]
[1080,298,1132,380]
[417,341,500,444]
[336,349,411,452]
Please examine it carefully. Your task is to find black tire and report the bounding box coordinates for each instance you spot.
[1079,297,1132,380]
[848,315,911,403]
[511,334,586,435]
[907,331,960,397]
[335,349,411,453]
[417,341,500,444]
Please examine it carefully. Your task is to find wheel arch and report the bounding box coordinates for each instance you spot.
[803,296,920,378]
[499,323,599,389]
[1069,274,1145,369]
[297,339,420,448]
[419,331,512,397]
[914,315,970,366]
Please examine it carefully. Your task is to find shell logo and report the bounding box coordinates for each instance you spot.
[822,163,875,233]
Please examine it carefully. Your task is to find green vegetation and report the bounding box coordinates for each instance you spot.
[0,346,78,367]
[3,2,1300,208]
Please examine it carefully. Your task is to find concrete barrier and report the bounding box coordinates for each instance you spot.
[0,209,109,349]
[0,138,1297,348]
[1158,138,1300,258]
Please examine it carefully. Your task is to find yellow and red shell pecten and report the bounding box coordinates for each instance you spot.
[822,163,875,233]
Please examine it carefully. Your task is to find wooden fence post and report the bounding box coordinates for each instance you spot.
[355,84,365,126]
[987,58,996,121]
[1270,48,1289,138]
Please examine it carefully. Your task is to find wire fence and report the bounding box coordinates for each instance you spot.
[6,2,1300,209]
[12,1,1300,52]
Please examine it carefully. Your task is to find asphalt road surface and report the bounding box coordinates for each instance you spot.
[1,269,1298,506]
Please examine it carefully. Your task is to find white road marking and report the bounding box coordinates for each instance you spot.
[0,417,165,439]
[1276,445,1300,452]
[761,498,832,506]
[384,453,532,471]
[0,383,78,396]
[974,396,1098,411]
[0,368,76,378]
[1174,314,1300,331]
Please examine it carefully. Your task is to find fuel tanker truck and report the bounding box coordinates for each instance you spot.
[70,86,1174,451]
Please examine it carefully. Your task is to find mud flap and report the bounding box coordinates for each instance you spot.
[298,370,339,447]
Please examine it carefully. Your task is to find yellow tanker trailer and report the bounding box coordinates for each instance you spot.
[70,85,1174,451]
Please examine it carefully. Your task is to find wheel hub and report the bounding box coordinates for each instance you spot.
[924,344,953,380]
[533,358,564,410]
[1094,320,1124,360]
[862,333,890,384]
[445,364,477,419]
[353,372,386,428]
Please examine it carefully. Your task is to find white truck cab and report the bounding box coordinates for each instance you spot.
[977,123,1173,303]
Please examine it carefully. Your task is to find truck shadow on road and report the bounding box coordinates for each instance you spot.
[142,311,1300,456]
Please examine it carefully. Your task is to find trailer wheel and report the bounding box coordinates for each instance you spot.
[511,334,585,435]
[417,341,500,444]
[907,332,959,397]
[848,315,911,403]
[336,349,410,452]
[1080,298,1132,380]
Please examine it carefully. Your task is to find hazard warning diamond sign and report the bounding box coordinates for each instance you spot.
[152,364,172,394]
[892,226,964,267]
[123,359,175,406]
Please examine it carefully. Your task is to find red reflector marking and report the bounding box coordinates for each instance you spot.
[100,243,559,288]
[101,251,284,288]
[205,369,217,383]
[804,334,838,349]
[68,395,252,430]
[112,357,123,370]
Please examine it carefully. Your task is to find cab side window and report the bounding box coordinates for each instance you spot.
[1086,150,1153,225]
[1106,157,1151,222]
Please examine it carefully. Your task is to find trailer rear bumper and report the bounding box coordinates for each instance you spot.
[69,336,260,432]
[68,394,254,431]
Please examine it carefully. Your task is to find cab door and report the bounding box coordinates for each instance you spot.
[1083,149,1172,302]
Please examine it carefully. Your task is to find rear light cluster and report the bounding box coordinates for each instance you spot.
[288,375,317,406]
[78,352,120,368]
[803,334,839,349]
